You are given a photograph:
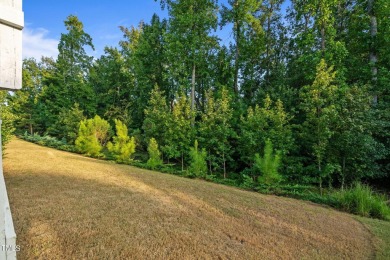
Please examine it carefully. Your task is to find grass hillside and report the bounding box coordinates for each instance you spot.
[3,139,385,259]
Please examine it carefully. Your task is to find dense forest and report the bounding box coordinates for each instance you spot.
[4,0,390,191]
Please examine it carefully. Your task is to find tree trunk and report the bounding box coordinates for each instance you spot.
[223,150,226,179]
[233,17,240,94]
[341,156,346,190]
[318,159,323,196]
[209,149,212,174]
[29,114,33,135]
[304,14,310,31]
[191,63,196,121]
[181,152,184,172]
[265,3,274,86]
[336,2,346,36]
[321,25,326,55]
[368,0,378,103]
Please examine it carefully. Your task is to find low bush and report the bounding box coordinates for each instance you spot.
[212,177,239,187]
[20,133,77,153]
[146,138,163,170]
[188,140,207,178]
[240,174,255,189]
[334,183,390,221]
[75,116,110,157]
[205,174,218,182]
[254,139,282,185]
[253,184,340,207]
[159,164,181,175]
[107,119,136,163]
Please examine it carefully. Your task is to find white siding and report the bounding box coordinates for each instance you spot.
[0,0,24,90]
[0,1,23,259]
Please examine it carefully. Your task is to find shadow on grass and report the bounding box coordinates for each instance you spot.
[4,171,375,260]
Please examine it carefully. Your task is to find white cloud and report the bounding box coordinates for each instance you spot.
[22,27,58,60]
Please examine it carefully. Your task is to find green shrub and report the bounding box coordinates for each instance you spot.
[188,140,207,178]
[20,133,78,153]
[107,119,136,163]
[370,194,390,220]
[254,139,282,185]
[146,138,163,170]
[59,144,78,153]
[298,191,340,207]
[0,92,16,153]
[216,178,239,187]
[159,164,180,175]
[75,122,102,157]
[240,174,255,189]
[334,183,390,220]
[205,174,218,182]
[75,115,110,157]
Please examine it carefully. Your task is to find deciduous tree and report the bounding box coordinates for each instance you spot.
[300,59,338,191]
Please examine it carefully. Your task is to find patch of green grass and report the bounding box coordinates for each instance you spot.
[358,217,390,259]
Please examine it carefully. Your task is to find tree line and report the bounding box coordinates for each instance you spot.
[7,0,390,189]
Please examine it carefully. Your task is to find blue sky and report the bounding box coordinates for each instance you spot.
[23,0,170,59]
[22,0,289,60]
[22,0,235,60]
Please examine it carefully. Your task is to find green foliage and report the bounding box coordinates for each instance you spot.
[199,88,234,177]
[38,15,96,129]
[330,85,384,186]
[75,122,102,157]
[89,47,132,127]
[239,95,293,166]
[10,58,43,135]
[189,140,208,178]
[11,2,390,195]
[159,0,219,103]
[162,93,194,169]
[21,133,77,153]
[334,183,390,221]
[254,139,282,185]
[48,103,85,144]
[143,85,169,148]
[240,174,255,189]
[220,0,263,95]
[122,14,168,127]
[75,115,110,157]
[107,119,136,163]
[300,59,338,188]
[146,138,163,170]
[0,92,17,153]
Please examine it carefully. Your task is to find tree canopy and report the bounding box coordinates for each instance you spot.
[10,1,390,188]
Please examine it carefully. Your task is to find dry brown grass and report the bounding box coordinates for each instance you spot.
[4,139,375,259]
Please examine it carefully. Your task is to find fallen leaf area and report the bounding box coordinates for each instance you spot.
[4,139,375,259]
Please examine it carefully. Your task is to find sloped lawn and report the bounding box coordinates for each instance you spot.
[3,139,380,259]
